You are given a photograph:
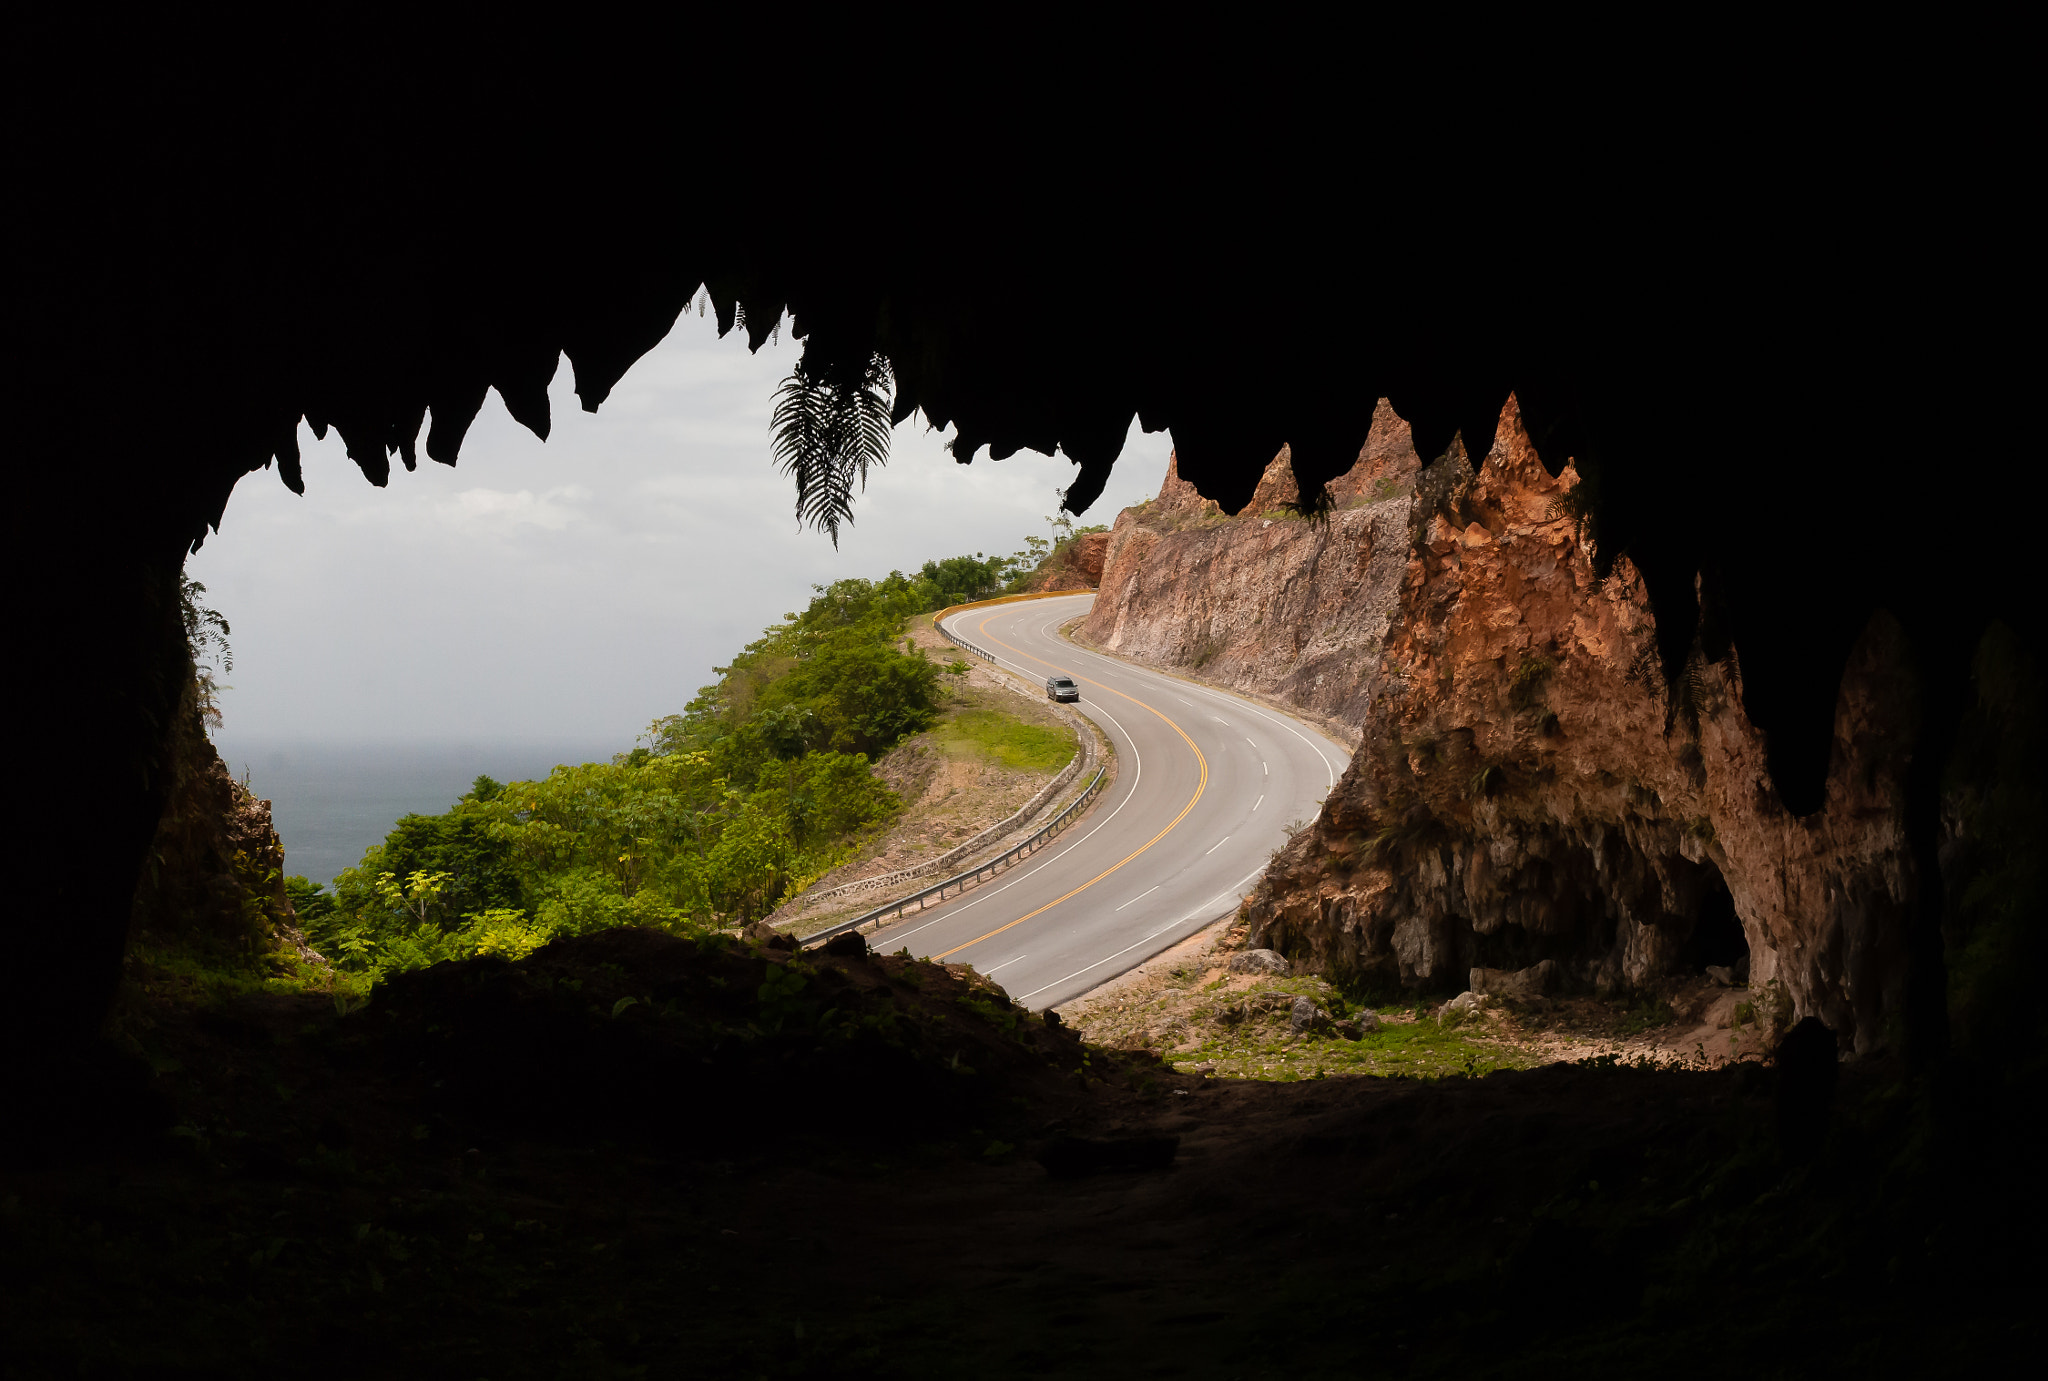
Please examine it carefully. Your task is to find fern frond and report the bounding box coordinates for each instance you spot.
[771,351,896,547]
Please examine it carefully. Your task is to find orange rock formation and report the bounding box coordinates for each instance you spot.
[1088,397,1919,1052]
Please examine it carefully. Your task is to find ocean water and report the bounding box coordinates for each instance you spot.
[214,738,622,889]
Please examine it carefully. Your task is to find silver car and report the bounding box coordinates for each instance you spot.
[1045,675,1080,703]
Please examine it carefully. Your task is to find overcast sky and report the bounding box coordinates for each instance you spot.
[188,310,1170,750]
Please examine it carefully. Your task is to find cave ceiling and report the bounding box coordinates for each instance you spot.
[11,39,2024,817]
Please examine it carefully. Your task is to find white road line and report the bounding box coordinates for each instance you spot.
[1177,683,1346,787]
[934,601,1322,1005]
[1018,867,1266,1003]
[1114,886,1159,912]
[1043,627,1347,787]
[983,954,1027,975]
[1204,836,1230,855]
[1254,794,1264,811]
[874,694,1144,947]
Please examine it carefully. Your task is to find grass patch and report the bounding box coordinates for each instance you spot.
[933,708,1075,773]
[1087,969,1533,1083]
[121,940,347,1006]
[1184,1011,1531,1082]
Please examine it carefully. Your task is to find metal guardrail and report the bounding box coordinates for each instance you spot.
[801,765,1108,949]
[937,621,998,666]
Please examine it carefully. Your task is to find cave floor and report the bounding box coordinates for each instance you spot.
[2,945,2034,1379]
[1061,920,1779,1081]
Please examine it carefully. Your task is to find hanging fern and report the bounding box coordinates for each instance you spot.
[771,350,895,547]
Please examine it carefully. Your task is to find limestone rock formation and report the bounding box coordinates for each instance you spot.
[1243,397,1915,1053]
[1081,400,1422,726]
[1028,529,1112,591]
[1085,395,1920,1054]
[1070,530,1110,584]
[129,681,321,971]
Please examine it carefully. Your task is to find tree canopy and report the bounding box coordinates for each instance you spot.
[296,559,1024,978]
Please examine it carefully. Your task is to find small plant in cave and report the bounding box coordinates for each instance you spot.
[1364,800,1437,861]
[1748,977,1792,1036]
[1509,654,1555,710]
[1615,993,1674,1036]
[1624,641,1661,687]
[1403,734,1446,767]
[1542,466,1600,550]
[1406,447,1474,552]
[1469,763,1505,798]
[1671,655,1712,732]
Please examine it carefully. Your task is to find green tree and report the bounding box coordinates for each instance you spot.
[373,811,522,926]
[283,875,334,920]
[919,554,1005,607]
[375,869,452,928]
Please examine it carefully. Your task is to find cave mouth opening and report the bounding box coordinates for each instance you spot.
[1679,866,1748,979]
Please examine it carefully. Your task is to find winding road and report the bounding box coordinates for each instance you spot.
[868,593,1351,1009]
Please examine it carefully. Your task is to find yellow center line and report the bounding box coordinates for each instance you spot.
[929,610,1208,961]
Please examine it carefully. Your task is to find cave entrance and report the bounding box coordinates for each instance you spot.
[1679,865,1748,977]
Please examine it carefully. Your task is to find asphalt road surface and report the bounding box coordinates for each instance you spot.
[867,594,1352,1009]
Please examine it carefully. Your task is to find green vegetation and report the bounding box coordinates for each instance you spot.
[1508,653,1554,710]
[291,520,1106,985]
[179,576,232,731]
[1175,979,1533,1081]
[1076,962,1532,1083]
[918,553,1009,607]
[299,566,1025,980]
[1000,514,1109,592]
[934,707,1074,772]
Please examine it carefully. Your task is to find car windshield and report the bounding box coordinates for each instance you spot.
[1053,678,1074,686]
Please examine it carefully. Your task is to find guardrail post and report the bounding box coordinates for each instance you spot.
[799,765,1106,950]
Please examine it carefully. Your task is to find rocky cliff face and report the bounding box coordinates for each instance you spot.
[1081,400,1421,726]
[129,675,320,971]
[1089,397,1920,1054]
[1027,530,1112,592]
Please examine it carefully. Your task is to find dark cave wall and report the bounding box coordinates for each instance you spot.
[6,36,2029,1080]
[11,538,194,1058]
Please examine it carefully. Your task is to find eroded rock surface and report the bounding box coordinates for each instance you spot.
[1027,529,1112,591]
[1085,395,1920,1054]
[1244,397,1916,1053]
[129,684,319,967]
[1080,400,1421,726]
